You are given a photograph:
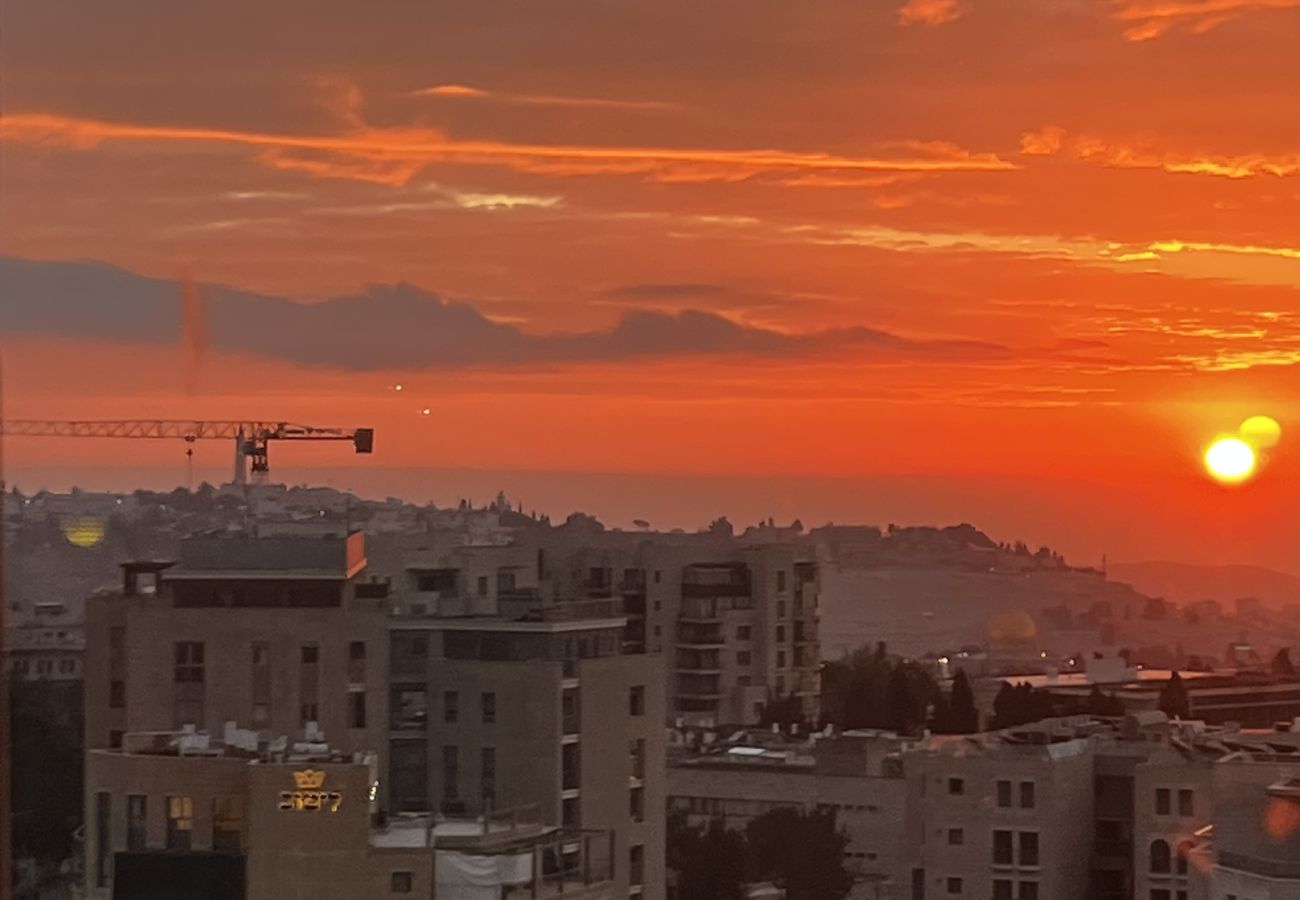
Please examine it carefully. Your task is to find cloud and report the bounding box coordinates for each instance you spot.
[898,0,967,25]
[1019,125,1300,178]
[0,256,1016,371]
[411,84,684,113]
[0,102,1017,188]
[1108,0,1300,41]
[604,283,727,301]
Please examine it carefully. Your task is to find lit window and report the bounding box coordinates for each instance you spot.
[166,795,193,850]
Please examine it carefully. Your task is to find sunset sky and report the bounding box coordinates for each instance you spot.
[4,0,1300,569]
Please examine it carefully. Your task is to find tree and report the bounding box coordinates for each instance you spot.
[1158,671,1191,719]
[1274,648,1296,677]
[746,808,853,900]
[1081,684,1125,717]
[667,814,747,900]
[948,670,980,733]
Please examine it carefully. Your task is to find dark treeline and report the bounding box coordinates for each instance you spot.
[668,808,853,900]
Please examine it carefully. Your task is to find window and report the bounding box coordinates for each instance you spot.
[1176,841,1192,875]
[630,685,646,716]
[110,679,126,708]
[391,687,429,731]
[630,844,645,886]
[348,641,367,683]
[630,738,646,780]
[1019,832,1039,867]
[1020,781,1035,809]
[481,691,496,724]
[1150,839,1171,874]
[390,872,414,894]
[777,570,788,592]
[776,626,786,642]
[946,878,963,895]
[993,830,1013,865]
[654,570,662,584]
[777,601,786,618]
[948,828,964,845]
[1176,892,1187,900]
[777,651,787,668]
[252,641,271,726]
[110,730,124,749]
[212,797,242,852]
[1155,788,1171,815]
[415,569,458,593]
[173,641,205,727]
[444,691,459,724]
[1018,882,1039,900]
[477,575,489,597]
[1177,788,1194,817]
[631,786,645,822]
[993,881,1013,900]
[737,626,752,640]
[948,777,965,796]
[127,795,147,851]
[347,690,367,729]
[562,797,581,828]
[738,650,751,666]
[166,795,193,850]
[96,793,112,887]
[481,748,496,805]
[912,869,926,900]
[443,746,460,800]
[997,780,1012,808]
[562,742,580,791]
[1150,892,1171,900]
[390,633,429,679]
[389,739,429,813]
[300,642,320,726]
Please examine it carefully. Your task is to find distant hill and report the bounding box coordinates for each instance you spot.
[1109,561,1300,607]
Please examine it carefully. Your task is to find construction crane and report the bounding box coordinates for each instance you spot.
[0,420,375,485]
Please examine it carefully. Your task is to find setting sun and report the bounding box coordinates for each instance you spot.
[1205,437,1257,484]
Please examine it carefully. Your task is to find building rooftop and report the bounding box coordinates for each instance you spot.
[171,532,366,580]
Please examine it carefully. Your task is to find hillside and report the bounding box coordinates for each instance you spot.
[1108,561,1300,607]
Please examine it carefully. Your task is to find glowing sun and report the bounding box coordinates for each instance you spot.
[1204,437,1256,484]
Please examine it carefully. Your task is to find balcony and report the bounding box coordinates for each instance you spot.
[676,623,725,647]
[372,807,615,900]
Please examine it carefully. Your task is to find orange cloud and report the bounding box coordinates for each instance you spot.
[899,0,967,25]
[1019,125,1300,178]
[0,110,1017,186]
[1109,0,1300,41]
[412,84,683,113]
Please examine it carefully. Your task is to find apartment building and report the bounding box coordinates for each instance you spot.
[82,531,663,899]
[526,527,822,727]
[386,612,666,900]
[84,533,389,756]
[668,729,909,895]
[903,726,1095,900]
[85,731,616,900]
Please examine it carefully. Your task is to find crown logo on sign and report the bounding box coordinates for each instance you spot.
[293,769,326,789]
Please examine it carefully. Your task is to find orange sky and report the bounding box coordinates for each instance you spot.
[4,0,1300,568]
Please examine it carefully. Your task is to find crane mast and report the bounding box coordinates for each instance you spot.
[0,419,374,484]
